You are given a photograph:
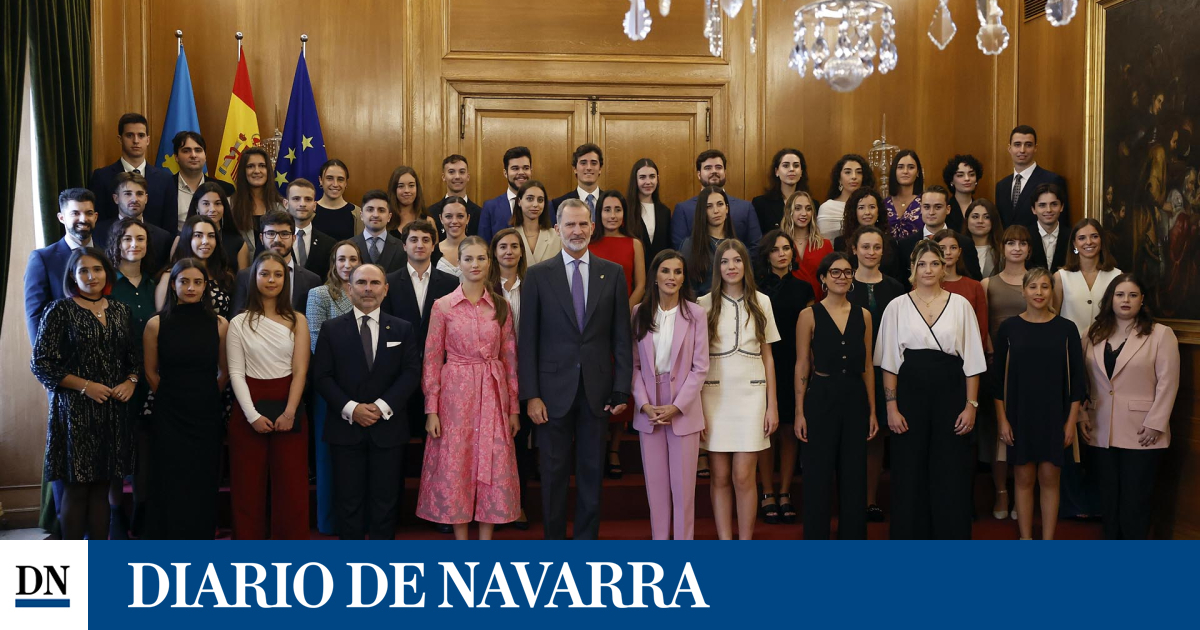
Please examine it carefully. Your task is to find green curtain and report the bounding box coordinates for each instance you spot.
[2,0,28,334]
[28,0,92,243]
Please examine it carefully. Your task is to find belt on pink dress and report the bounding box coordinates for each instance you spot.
[445,352,509,485]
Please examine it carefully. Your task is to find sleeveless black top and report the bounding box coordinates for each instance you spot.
[811,302,866,376]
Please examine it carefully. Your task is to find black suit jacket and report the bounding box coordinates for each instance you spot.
[550,188,603,223]
[314,311,421,447]
[637,201,674,274]
[428,197,482,240]
[995,166,1069,230]
[300,226,335,281]
[1027,225,1071,273]
[352,232,407,274]
[23,239,72,346]
[897,231,983,289]
[88,160,177,234]
[518,253,633,418]
[382,266,459,348]
[230,262,322,315]
[93,217,173,273]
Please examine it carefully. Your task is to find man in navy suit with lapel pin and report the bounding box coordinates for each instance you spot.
[383,219,458,438]
[549,143,605,221]
[313,263,421,540]
[88,112,177,234]
[24,188,98,346]
[995,125,1069,230]
[519,198,633,540]
[670,149,763,256]
[478,146,533,244]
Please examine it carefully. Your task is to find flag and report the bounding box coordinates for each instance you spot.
[214,48,261,184]
[154,44,204,174]
[276,51,327,195]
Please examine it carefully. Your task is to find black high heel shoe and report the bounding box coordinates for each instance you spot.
[758,493,780,525]
[605,450,623,480]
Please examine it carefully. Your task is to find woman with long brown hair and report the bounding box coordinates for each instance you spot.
[230,147,284,253]
[781,189,832,299]
[965,199,1004,278]
[626,158,673,272]
[386,165,428,236]
[680,185,738,296]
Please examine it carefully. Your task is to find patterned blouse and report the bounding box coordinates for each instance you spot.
[885,195,924,241]
[305,285,354,352]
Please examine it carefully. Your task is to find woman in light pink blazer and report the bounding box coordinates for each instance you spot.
[1080,273,1180,539]
[631,250,709,540]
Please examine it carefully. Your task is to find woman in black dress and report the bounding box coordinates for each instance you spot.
[142,259,229,539]
[31,247,139,540]
[994,267,1086,540]
[754,230,814,524]
[795,252,878,539]
[845,226,906,522]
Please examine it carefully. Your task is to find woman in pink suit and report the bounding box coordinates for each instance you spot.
[418,236,521,540]
[631,249,710,540]
[1080,273,1180,539]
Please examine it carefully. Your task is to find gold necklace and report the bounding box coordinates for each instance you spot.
[914,289,943,308]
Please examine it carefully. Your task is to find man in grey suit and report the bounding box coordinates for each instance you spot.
[231,210,321,314]
[519,199,633,540]
[353,190,407,274]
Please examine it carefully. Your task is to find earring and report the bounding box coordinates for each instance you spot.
[838,184,844,192]
[1073,248,1079,254]
[820,282,827,293]
[848,281,856,292]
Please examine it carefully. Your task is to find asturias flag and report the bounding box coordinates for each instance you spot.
[155,44,204,174]
[276,51,327,195]
[215,48,261,184]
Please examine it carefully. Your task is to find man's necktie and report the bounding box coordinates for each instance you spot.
[296,229,307,267]
[586,193,595,215]
[572,259,586,331]
[360,315,374,371]
[132,168,141,176]
[1011,173,1023,210]
[368,237,381,263]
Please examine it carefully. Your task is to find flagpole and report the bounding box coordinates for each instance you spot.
[301,34,308,58]
[236,31,243,59]
[176,30,182,55]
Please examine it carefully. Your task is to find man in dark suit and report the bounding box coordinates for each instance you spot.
[479,146,533,243]
[88,112,177,234]
[995,125,1069,230]
[383,219,458,438]
[1026,182,1071,272]
[549,143,604,221]
[313,263,421,540]
[283,178,334,281]
[25,189,97,345]
[93,172,172,272]
[427,154,481,238]
[353,190,407,273]
[896,185,983,288]
[519,199,633,540]
[172,131,235,231]
[231,211,321,314]
[670,149,764,256]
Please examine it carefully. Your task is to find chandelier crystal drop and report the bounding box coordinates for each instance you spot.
[974,0,1009,55]
[659,0,671,17]
[789,1,893,91]
[720,0,744,19]
[623,0,653,42]
[1045,0,1078,26]
[928,0,957,50]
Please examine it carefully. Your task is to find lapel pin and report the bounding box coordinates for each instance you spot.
[601,274,605,279]
[386,325,391,330]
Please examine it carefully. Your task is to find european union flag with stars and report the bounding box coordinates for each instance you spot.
[276,51,327,194]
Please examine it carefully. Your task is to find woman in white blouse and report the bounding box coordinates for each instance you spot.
[226,252,311,540]
[1054,218,1123,338]
[875,240,987,539]
[490,227,533,530]
[510,180,561,266]
[434,196,469,279]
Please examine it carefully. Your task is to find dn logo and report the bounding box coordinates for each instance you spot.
[15,565,70,608]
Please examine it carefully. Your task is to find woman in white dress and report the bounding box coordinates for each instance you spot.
[1054,218,1122,338]
[698,239,780,540]
[875,240,987,539]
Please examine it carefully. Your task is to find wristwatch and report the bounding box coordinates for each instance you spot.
[966,399,979,408]
[128,375,139,384]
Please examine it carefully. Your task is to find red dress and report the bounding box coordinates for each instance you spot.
[589,235,637,424]
[417,287,521,525]
[792,238,833,299]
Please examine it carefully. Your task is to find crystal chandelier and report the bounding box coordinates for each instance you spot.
[621,0,1079,93]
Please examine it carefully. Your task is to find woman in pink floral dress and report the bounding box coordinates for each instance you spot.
[417,236,521,539]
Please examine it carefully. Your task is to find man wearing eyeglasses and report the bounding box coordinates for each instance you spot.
[231,209,322,314]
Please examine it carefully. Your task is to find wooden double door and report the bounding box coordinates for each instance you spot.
[460,97,710,209]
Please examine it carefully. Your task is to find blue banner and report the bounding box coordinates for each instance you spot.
[155,44,204,174]
[275,51,327,195]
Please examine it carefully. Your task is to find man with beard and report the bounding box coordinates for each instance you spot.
[231,210,322,314]
[172,131,234,232]
[427,154,481,238]
[669,149,763,255]
[479,146,533,243]
[519,199,633,539]
[93,172,174,272]
[24,188,99,345]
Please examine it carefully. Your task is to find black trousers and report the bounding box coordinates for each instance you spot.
[330,439,404,540]
[515,401,537,513]
[802,374,869,540]
[890,350,974,540]
[1094,446,1161,540]
[536,379,607,540]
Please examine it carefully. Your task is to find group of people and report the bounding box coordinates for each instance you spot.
[23,114,1181,540]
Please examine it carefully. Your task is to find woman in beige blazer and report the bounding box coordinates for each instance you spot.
[1080,273,1180,539]
[511,180,562,266]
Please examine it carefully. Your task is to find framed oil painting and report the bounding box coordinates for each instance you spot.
[1086,0,1200,343]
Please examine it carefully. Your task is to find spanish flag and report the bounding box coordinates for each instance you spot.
[214,48,261,183]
